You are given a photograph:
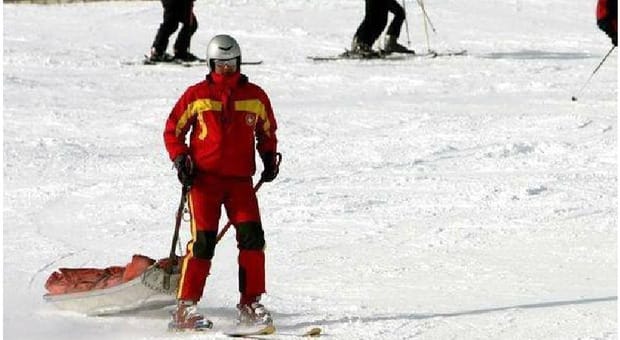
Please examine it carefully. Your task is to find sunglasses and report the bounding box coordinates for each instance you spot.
[213,58,237,67]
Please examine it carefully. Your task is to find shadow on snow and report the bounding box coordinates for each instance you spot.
[481,49,595,60]
[288,296,617,330]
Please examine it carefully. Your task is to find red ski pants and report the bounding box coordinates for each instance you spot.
[176,174,266,302]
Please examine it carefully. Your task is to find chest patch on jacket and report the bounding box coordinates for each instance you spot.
[245,113,257,126]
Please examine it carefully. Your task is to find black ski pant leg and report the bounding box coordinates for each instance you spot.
[385,0,406,38]
[354,0,389,46]
[174,12,198,54]
[152,4,181,54]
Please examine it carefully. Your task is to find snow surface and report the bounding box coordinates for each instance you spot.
[3,0,618,339]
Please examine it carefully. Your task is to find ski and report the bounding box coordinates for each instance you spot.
[301,327,322,337]
[225,324,276,337]
[173,60,264,67]
[121,57,263,67]
[140,54,206,66]
[307,49,388,61]
[241,60,264,65]
[308,49,466,62]
[224,325,321,338]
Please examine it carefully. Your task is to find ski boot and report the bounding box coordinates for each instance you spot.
[223,301,275,337]
[236,301,274,331]
[383,35,415,54]
[148,48,174,62]
[174,50,201,62]
[348,36,382,59]
[168,300,213,332]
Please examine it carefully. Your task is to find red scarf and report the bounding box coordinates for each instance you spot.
[209,71,241,89]
[209,71,241,124]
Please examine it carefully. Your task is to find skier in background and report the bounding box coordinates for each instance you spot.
[596,0,617,46]
[163,34,280,331]
[149,0,200,62]
[350,0,413,56]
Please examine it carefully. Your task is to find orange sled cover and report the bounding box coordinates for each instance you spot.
[43,254,179,315]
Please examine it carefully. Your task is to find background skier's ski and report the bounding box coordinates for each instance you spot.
[308,49,466,61]
[121,57,263,67]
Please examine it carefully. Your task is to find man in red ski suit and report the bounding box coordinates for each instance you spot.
[163,34,279,331]
[597,0,617,46]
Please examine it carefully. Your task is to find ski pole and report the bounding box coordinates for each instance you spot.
[402,0,411,47]
[417,0,431,52]
[571,45,616,102]
[415,0,437,33]
[163,184,190,289]
[216,179,265,243]
[216,152,282,243]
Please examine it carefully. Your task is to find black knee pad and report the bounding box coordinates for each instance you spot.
[191,231,217,259]
[236,222,265,250]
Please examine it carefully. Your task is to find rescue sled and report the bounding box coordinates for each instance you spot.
[41,174,280,316]
[43,255,180,316]
[42,186,190,317]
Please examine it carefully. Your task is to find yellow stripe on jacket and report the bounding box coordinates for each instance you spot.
[175,99,223,138]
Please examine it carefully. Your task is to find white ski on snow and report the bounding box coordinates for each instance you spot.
[307,49,467,61]
[224,325,322,338]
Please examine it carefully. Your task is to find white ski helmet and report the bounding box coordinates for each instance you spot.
[206,34,241,71]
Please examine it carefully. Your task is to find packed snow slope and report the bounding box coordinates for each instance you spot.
[3,0,617,339]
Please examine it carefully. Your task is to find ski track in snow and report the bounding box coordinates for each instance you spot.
[3,0,617,339]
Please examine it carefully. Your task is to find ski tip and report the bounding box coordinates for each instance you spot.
[303,327,322,337]
[262,325,276,335]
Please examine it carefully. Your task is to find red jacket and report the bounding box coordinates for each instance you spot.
[164,72,278,177]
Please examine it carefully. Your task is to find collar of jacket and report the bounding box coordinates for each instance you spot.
[206,72,248,87]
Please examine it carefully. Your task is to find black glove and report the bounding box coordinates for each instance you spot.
[612,35,617,46]
[173,154,194,187]
[260,152,279,183]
